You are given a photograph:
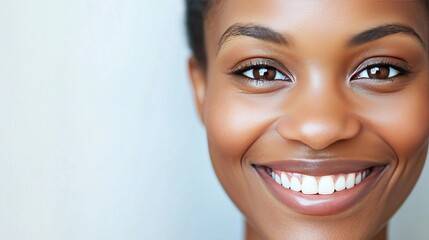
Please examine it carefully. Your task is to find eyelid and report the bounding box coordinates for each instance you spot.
[230,58,290,77]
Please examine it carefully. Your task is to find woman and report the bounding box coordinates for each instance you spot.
[186,0,429,239]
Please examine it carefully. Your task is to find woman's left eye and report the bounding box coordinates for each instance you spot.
[355,65,401,80]
[242,66,287,81]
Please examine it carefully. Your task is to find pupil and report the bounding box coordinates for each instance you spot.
[253,67,276,80]
[369,66,389,79]
[370,67,380,75]
[259,68,268,77]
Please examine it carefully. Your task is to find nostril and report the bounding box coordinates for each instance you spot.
[298,122,340,150]
[276,115,362,150]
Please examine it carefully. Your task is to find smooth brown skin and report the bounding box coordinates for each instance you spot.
[189,1,429,239]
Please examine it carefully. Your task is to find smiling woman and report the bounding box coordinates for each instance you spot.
[186,0,429,240]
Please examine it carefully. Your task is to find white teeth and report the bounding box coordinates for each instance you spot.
[270,168,370,195]
[290,176,302,192]
[346,173,356,189]
[302,175,318,194]
[275,173,282,185]
[335,176,346,191]
[281,172,290,189]
[355,172,362,184]
[318,176,335,195]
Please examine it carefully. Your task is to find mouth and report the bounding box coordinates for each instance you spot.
[253,160,387,216]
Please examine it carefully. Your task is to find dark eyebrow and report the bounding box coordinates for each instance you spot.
[348,24,425,48]
[218,24,288,51]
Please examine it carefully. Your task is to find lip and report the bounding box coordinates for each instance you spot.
[253,159,387,216]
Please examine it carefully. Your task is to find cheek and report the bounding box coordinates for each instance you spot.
[204,91,278,162]
[370,85,429,160]
[367,78,429,217]
[202,83,282,204]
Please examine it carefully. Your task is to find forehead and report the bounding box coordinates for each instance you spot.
[205,0,428,57]
[207,0,426,24]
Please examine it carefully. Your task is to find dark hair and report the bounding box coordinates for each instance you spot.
[185,0,428,67]
[185,0,212,67]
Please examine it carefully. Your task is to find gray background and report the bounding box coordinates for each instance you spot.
[0,0,427,239]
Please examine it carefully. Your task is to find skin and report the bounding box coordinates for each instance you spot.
[189,1,429,239]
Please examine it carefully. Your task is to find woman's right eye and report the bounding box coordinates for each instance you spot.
[241,66,289,81]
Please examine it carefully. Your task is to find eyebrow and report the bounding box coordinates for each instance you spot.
[217,23,426,52]
[217,23,288,51]
[347,24,425,48]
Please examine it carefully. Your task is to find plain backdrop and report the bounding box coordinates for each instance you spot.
[0,0,427,239]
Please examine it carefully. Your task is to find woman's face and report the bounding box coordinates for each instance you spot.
[190,0,429,239]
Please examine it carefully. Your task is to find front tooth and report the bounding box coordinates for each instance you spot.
[290,176,301,192]
[318,176,335,195]
[275,173,282,185]
[355,172,362,184]
[281,172,290,189]
[346,173,356,189]
[335,176,346,191]
[301,175,318,194]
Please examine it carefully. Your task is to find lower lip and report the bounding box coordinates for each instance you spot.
[255,166,385,216]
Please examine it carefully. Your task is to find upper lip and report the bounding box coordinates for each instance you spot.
[252,159,388,176]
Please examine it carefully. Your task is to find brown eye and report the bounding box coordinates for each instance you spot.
[253,67,276,80]
[355,65,401,80]
[243,66,287,81]
[368,66,389,79]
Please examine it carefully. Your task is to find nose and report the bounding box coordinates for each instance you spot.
[276,88,361,150]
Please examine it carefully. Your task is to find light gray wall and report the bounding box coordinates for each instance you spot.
[0,0,426,239]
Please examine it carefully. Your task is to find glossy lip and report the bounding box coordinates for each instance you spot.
[253,159,387,216]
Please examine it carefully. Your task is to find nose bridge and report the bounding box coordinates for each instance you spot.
[276,78,361,150]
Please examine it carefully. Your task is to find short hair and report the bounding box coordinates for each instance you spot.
[185,0,212,68]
